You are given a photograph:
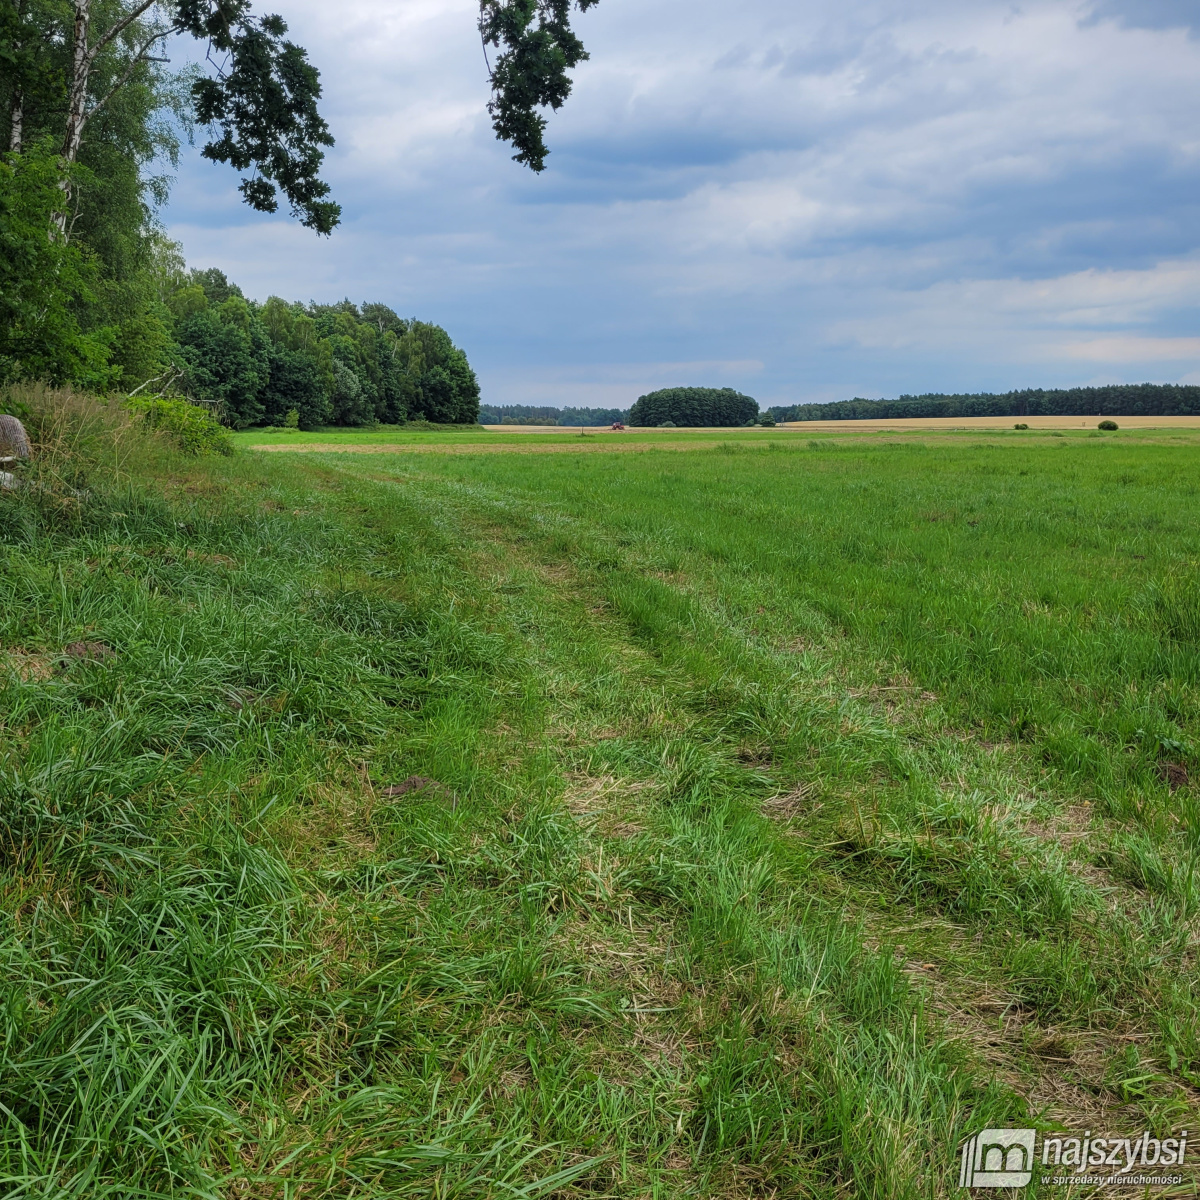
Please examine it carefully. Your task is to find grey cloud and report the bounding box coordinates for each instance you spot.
[1085,0,1198,31]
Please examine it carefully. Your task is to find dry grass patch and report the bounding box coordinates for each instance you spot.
[269,767,380,871]
[1024,802,1096,852]
[760,784,816,824]
[562,772,658,838]
[1,647,55,681]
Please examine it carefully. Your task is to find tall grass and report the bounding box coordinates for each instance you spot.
[2,396,1197,1196]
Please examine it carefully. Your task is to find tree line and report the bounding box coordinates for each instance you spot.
[0,171,480,429]
[172,269,479,428]
[768,385,1200,422]
[478,404,628,425]
[0,16,479,430]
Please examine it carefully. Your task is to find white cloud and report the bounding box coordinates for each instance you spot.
[820,256,1200,381]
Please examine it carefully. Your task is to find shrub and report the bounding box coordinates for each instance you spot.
[125,395,234,456]
[659,421,676,428]
[758,414,776,427]
[284,408,300,429]
[1014,423,1029,430]
[629,387,758,427]
[1098,419,1119,431]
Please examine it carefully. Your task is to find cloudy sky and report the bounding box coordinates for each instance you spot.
[164,0,1200,409]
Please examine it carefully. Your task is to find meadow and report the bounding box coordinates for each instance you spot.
[2,399,1199,1197]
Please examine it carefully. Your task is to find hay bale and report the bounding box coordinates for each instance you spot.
[0,415,32,460]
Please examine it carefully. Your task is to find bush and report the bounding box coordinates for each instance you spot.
[125,396,234,456]
[1098,419,1119,431]
[629,387,758,427]
[1,394,30,420]
[1014,423,1029,430]
[758,414,776,427]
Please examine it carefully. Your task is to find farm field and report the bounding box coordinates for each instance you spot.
[3,402,1200,1197]
[474,417,1200,435]
[240,422,1200,459]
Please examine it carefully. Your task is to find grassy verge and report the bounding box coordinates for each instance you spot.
[2,394,1197,1197]
[235,426,810,450]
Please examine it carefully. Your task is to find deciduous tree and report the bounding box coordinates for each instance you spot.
[480,0,601,172]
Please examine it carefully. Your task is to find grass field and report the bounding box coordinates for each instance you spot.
[3,397,1199,1197]
[238,416,1200,454]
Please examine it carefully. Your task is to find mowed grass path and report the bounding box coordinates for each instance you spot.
[2,412,1198,1197]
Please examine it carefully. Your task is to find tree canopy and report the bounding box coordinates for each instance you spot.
[480,0,600,172]
[629,387,760,428]
[0,141,116,387]
[167,269,480,429]
[3,1,603,234]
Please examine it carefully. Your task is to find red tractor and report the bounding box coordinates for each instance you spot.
[611,421,625,431]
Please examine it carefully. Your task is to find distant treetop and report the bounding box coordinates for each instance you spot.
[629,387,759,427]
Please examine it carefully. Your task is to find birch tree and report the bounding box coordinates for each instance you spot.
[51,0,340,232]
[2,0,601,236]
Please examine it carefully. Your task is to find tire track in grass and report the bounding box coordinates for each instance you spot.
[357,456,1200,1181]
[367,468,1022,1198]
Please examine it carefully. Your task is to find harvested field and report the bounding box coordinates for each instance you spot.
[248,415,1200,456]
[480,415,1200,433]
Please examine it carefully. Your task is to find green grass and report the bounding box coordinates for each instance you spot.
[234,425,816,449]
[2,396,1198,1197]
